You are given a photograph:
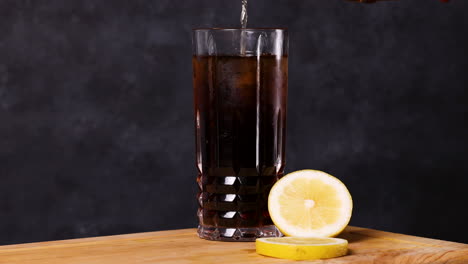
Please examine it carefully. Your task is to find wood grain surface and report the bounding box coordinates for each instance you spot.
[0,226,467,263]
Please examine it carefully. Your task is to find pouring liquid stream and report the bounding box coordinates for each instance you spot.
[241,0,248,28]
[240,0,248,55]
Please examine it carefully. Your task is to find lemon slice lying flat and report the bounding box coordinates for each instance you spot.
[268,170,353,237]
[256,237,348,260]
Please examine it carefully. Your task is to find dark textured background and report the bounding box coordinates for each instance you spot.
[1,0,467,245]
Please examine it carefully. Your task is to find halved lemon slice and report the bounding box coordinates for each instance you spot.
[256,237,348,260]
[268,170,353,237]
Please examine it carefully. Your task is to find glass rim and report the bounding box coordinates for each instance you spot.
[193,27,287,32]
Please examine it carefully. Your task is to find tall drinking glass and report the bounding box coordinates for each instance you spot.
[192,29,288,241]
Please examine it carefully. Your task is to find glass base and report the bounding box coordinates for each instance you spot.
[197,225,282,242]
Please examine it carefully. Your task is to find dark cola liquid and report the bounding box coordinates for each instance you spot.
[193,55,287,240]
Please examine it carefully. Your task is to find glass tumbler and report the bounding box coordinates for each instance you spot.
[192,28,288,241]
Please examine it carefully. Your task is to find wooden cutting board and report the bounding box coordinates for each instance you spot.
[0,226,467,263]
